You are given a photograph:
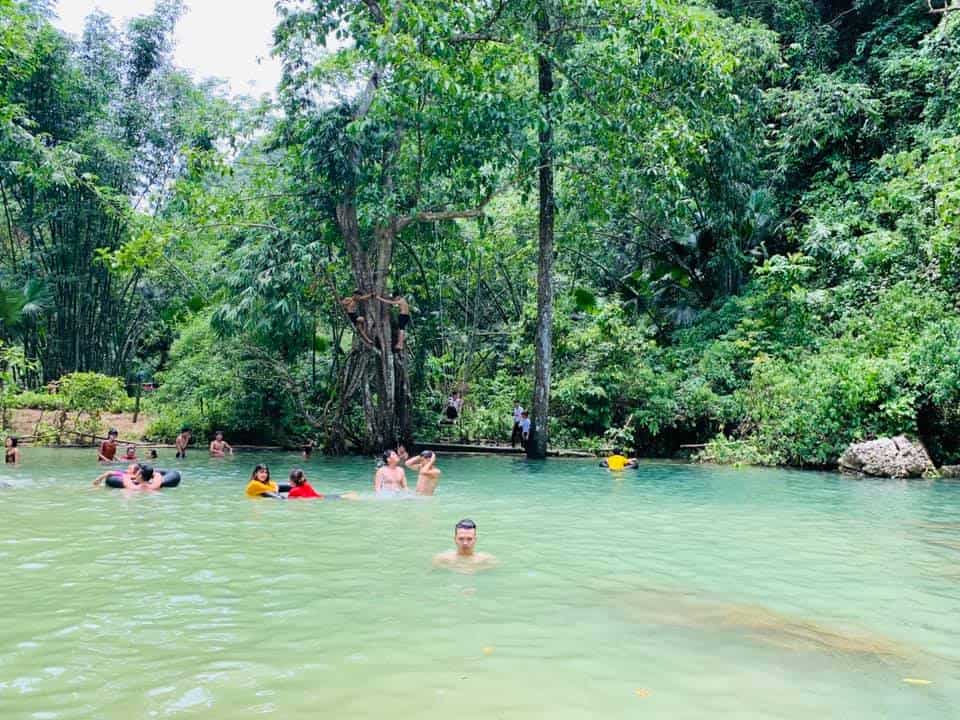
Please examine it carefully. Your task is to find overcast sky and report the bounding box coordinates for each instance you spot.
[53,0,284,98]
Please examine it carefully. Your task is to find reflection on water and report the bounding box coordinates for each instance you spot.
[612,587,910,659]
[0,451,959,719]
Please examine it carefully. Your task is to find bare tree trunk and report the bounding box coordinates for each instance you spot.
[529,4,554,460]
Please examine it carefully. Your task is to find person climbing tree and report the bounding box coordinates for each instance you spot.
[378,293,411,351]
[340,291,374,345]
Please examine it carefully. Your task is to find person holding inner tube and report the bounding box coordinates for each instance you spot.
[92,463,140,488]
[245,464,289,499]
[94,463,181,490]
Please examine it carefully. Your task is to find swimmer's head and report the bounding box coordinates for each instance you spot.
[126,462,140,475]
[420,450,434,459]
[137,464,154,481]
[289,468,306,486]
[5,436,17,448]
[454,518,477,554]
[148,449,158,459]
[381,449,398,466]
[125,445,136,455]
[215,431,223,440]
[250,464,270,482]
[107,428,118,438]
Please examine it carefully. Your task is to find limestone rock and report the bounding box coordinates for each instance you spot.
[837,435,934,479]
[939,465,960,479]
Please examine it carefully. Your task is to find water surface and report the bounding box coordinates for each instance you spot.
[1,450,958,718]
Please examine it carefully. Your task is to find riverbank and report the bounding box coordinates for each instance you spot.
[7,408,155,443]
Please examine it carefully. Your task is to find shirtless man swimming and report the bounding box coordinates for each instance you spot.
[374,449,408,494]
[433,519,497,572]
[209,431,234,457]
[406,450,441,496]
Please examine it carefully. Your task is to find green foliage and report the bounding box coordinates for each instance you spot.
[59,372,126,414]
[695,435,781,466]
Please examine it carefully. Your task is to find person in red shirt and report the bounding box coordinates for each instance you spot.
[286,468,359,500]
[287,468,322,499]
[98,429,119,462]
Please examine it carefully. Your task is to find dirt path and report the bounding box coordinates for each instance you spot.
[9,409,155,444]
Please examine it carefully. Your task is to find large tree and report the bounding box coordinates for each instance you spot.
[273,0,535,452]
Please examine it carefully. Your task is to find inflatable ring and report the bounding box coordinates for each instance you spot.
[105,469,181,489]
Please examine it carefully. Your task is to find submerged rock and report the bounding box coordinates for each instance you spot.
[838,435,934,479]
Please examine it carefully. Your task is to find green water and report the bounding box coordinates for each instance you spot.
[1,450,958,719]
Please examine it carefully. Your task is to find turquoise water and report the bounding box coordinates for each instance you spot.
[1,450,959,719]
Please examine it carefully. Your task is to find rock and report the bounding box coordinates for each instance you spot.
[838,436,934,479]
[939,465,960,479]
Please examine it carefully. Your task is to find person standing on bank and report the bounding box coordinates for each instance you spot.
[510,400,525,447]
[520,411,531,449]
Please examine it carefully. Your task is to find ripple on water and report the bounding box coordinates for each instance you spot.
[2,450,960,719]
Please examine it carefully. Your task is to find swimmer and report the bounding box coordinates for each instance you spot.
[600,449,638,471]
[148,449,158,460]
[123,444,137,461]
[175,427,191,459]
[245,463,283,498]
[98,429,119,462]
[5,436,20,465]
[374,449,408,494]
[92,462,140,488]
[287,467,359,500]
[209,430,234,457]
[302,439,314,459]
[129,464,165,491]
[406,450,441,496]
[433,518,497,572]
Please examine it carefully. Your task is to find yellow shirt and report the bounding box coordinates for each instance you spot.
[246,479,279,497]
[606,455,629,471]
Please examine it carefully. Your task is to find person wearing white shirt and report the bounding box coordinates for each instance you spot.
[511,401,525,447]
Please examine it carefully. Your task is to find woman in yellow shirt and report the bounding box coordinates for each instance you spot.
[245,464,286,498]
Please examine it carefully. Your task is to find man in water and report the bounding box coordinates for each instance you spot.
[406,450,441,495]
[374,449,408,494]
[209,431,234,457]
[175,427,191,459]
[98,429,119,462]
[433,519,497,571]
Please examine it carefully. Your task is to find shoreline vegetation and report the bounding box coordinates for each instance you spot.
[1,3,958,471]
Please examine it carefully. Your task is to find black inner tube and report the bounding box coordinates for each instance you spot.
[104,469,181,489]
